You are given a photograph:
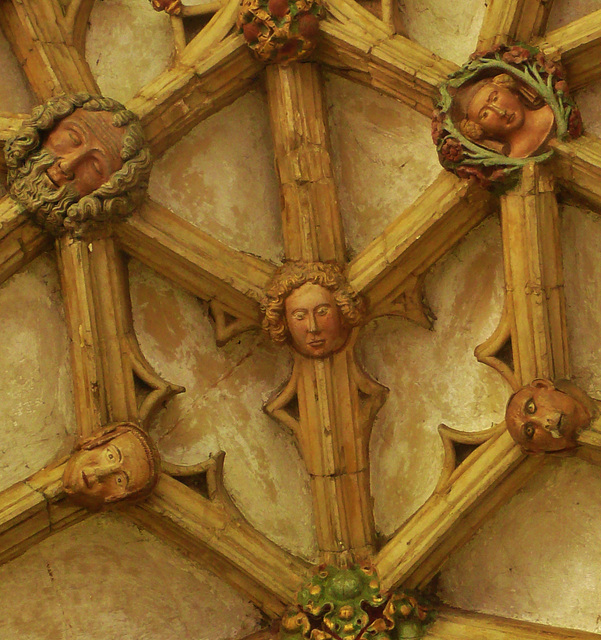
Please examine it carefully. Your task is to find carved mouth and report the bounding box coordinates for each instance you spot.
[45,170,60,189]
[308,339,326,348]
[82,470,93,489]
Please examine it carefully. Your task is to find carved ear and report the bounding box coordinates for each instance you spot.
[531,378,554,389]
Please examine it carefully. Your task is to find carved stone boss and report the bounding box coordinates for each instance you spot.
[5,93,152,237]
[432,44,583,188]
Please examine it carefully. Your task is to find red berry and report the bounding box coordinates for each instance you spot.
[268,0,289,18]
[298,13,319,38]
[243,22,261,42]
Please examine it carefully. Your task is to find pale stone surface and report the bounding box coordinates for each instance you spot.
[562,205,601,395]
[547,0,600,30]
[361,215,507,536]
[438,457,601,633]
[0,254,75,494]
[326,74,441,255]
[397,0,485,65]
[0,514,261,639]
[129,260,318,560]
[86,0,174,104]
[0,28,35,113]
[148,90,283,263]
[574,80,601,138]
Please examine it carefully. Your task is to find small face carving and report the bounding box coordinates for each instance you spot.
[63,431,152,509]
[43,109,125,197]
[284,283,349,357]
[467,83,526,140]
[505,379,591,453]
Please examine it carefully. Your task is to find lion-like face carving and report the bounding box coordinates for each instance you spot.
[505,379,591,453]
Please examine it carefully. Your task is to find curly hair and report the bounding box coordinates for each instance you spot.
[5,93,152,237]
[75,422,161,505]
[261,261,366,343]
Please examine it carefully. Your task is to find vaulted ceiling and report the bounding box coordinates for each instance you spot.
[1,0,601,638]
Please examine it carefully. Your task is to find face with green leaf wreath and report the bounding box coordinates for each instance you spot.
[432,44,583,188]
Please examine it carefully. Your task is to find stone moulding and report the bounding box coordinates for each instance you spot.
[432,44,583,189]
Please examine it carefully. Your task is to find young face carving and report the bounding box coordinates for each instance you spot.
[505,379,591,453]
[467,83,526,140]
[63,431,153,509]
[284,283,350,358]
[43,109,125,197]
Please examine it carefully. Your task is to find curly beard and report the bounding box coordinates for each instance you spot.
[9,149,80,235]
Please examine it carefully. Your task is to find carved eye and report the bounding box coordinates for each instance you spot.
[525,399,536,414]
[316,305,330,316]
[69,132,81,146]
[480,110,490,120]
[523,423,536,440]
[115,476,123,485]
[107,451,115,461]
[292,311,305,321]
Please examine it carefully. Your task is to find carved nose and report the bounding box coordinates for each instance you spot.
[57,159,75,180]
[308,314,319,333]
[489,104,507,117]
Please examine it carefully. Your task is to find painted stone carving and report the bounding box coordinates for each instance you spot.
[261,261,365,358]
[505,379,592,454]
[63,422,161,510]
[432,45,583,188]
[280,564,435,640]
[5,93,152,237]
[236,0,324,63]
[149,0,183,15]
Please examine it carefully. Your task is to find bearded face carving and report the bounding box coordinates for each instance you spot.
[5,93,152,237]
[505,379,592,453]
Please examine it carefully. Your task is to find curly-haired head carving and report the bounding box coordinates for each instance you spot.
[5,93,152,237]
[62,422,161,511]
[261,262,365,357]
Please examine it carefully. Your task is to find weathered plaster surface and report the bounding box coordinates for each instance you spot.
[562,205,601,394]
[326,74,441,255]
[397,0,485,65]
[0,254,75,494]
[0,28,34,113]
[129,260,318,560]
[86,0,174,104]
[148,90,283,263]
[438,457,601,633]
[0,514,261,639]
[361,215,507,536]
[547,0,600,30]
[574,79,601,138]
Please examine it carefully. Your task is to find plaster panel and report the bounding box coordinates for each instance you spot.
[573,80,601,138]
[0,254,75,494]
[86,0,174,104]
[547,0,600,30]
[438,457,601,633]
[326,74,441,254]
[397,0,485,65]
[129,260,318,560]
[361,215,506,536]
[0,28,35,113]
[562,205,601,395]
[148,90,283,263]
[0,514,261,639]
